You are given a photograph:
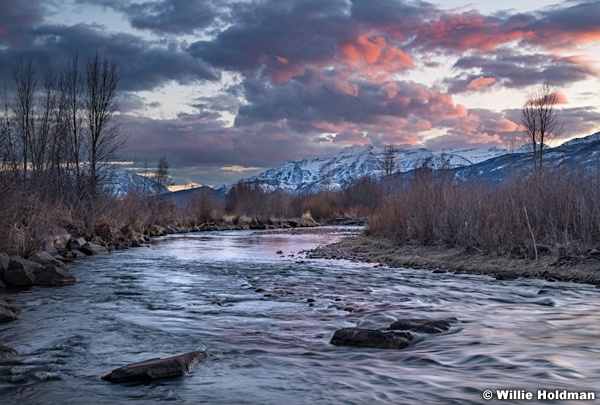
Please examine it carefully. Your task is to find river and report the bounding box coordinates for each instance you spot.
[1,228,599,404]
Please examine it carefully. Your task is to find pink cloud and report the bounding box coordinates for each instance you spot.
[412,11,531,53]
[467,76,496,90]
[491,118,519,132]
[325,78,359,96]
[312,120,345,133]
[275,56,289,65]
[339,34,414,77]
[268,61,306,84]
[554,90,569,104]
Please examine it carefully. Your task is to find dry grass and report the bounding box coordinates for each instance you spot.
[367,168,600,259]
[307,235,600,285]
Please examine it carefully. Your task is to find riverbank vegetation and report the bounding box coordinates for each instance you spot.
[368,166,600,259]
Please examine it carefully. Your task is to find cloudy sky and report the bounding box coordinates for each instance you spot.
[1,0,599,187]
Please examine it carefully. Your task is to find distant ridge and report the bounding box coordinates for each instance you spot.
[116,132,600,203]
[237,144,509,193]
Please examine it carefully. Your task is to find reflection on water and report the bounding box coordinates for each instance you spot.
[1,228,599,404]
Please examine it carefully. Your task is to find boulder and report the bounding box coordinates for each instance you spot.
[0,343,18,358]
[27,251,76,286]
[48,228,71,246]
[1,256,38,287]
[102,351,209,383]
[32,266,76,286]
[68,250,88,259]
[53,242,68,255]
[28,251,66,268]
[387,319,451,334]
[0,299,19,322]
[69,237,87,251]
[0,253,9,272]
[41,241,60,256]
[330,328,413,349]
[0,254,7,289]
[79,242,108,256]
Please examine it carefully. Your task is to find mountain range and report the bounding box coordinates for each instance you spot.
[114,132,600,199]
[233,144,513,194]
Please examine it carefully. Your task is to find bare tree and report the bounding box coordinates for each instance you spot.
[521,81,564,173]
[506,137,522,154]
[381,144,400,194]
[381,144,398,176]
[61,54,85,193]
[151,155,173,224]
[153,155,173,196]
[84,51,126,196]
[11,59,36,181]
[0,87,16,169]
[30,69,59,179]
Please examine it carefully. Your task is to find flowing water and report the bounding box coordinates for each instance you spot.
[1,228,599,404]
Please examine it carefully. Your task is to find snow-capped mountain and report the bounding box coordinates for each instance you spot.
[105,167,170,198]
[241,144,510,193]
[561,131,600,147]
[452,134,600,184]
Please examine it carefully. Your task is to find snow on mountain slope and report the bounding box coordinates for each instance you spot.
[561,132,600,147]
[249,157,329,191]
[241,144,509,193]
[105,167,170,198]
[444,146,509,164]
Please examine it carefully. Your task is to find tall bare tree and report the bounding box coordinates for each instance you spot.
[61,54,85,192]
[11,59,36,181]
[382,144,398,176]
[151,155,173,224]
[84,51,126,196]
[30,69,59,179]
[521,81,564,173]
[0,87,16,169]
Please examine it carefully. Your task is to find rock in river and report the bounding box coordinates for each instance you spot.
[0,343,18,358]
[387,319,450,334]
[0,299,19,322]
[27,252,76,286]
[102,351,209,383]
[2,256,37,287]
[330,328,413,349]
[79,242,109,256]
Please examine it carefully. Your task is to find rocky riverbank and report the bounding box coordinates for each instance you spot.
[305,235,600,286]
[0,215,323,355]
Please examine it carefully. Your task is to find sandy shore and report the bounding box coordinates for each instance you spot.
[305,234,600,286]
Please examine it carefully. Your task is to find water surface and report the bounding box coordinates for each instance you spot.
[1,228,599,404]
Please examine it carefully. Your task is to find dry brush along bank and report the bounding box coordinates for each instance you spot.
[306,235,600,286]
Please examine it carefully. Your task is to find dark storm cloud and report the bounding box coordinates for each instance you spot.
[503,106,600,142]
[523,1,600,48]
[0,23,218,91]
[120,112,340,176]
[0,0,46,47]
[350,0,434,27]
[447,53,597,92]
[127,0,223,34]
[78,0,227,35]
[235,74,464,136]
[187,0,355,72]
